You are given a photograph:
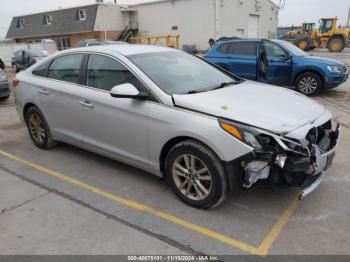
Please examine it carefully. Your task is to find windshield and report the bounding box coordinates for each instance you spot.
[28,49,47,57]
[273,40,309,56]
[128,51,239,95]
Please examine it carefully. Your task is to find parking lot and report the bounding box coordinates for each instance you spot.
[0,49,350,256]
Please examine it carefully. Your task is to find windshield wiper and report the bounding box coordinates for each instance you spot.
[186,80,243,94]
[210,81,237,91]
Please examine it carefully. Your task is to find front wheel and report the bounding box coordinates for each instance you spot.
[328,37,345,52]
[165,140,229,209]
[296,38,309,51]
[295,72,322,96]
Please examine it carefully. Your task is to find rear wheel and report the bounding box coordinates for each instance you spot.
[165,140,229,209]
[328,37,345,52]
[296,38,309,51]
[295,72,322,96]
[25,107,57,149]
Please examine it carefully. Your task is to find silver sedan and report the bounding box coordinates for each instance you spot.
[14,45,340,208]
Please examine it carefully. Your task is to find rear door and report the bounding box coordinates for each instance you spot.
[263,41,292,85]
[34,53,86,144]
[79,53,149,168]
[216,41,258,80]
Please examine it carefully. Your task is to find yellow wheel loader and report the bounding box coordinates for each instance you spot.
[280,18,350,52]
[279,22,316,51]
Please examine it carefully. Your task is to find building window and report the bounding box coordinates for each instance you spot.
[16,19,24,29]
[75,9,86,21]
[43,15,52,25]
[171,26,178,30]
[56,38,71,51]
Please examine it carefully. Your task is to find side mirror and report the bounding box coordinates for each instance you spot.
[110,83,148,100]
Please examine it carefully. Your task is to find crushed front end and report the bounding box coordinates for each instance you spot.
[220,114,341,199]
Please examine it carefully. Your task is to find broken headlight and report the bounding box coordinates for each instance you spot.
[219,119,271,151]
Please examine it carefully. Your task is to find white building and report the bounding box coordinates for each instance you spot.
[132,0,279,50]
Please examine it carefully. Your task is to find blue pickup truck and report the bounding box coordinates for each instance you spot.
[204,39,348,96]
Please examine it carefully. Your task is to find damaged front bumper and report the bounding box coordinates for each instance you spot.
[241,120,341,199]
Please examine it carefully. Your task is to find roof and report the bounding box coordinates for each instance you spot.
[64,44,179,56]
[131,0,279,8]
[6,4,100,39]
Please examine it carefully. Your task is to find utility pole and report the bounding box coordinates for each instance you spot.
[214,0,220,40]
[347,5,350,27]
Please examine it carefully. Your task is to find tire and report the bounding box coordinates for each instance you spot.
[328,37,345,52]
[164,140,229,209]
[295,72,322,96]
[295,38,309,51]
[12,64,19,73]
[0,95,10,101]
[25,107,57,149]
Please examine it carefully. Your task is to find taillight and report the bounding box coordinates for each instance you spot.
[12,78,20,88]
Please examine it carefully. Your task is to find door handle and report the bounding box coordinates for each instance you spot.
[38,89,49,95]
[79,100,95,108]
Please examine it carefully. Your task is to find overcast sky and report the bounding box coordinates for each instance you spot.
[0,0,349,38]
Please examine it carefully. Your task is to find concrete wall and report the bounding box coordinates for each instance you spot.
[134,0,216,51]
[94,4,127,32]
[219,0,278,39]
[133,0,278,51]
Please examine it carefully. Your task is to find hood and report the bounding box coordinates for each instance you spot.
[173,81,326,134]
[296,55,345,66]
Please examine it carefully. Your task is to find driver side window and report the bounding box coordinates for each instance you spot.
[264,42,288,59]
[86,54,143,92]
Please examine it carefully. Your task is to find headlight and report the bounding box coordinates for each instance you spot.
[327,65,343,73]
[0,71,7,81]
[219,120,264,150]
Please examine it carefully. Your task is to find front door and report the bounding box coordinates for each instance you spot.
[79,54,149,168]
[262,41,292,86]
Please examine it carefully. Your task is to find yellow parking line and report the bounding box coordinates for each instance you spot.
[0,149,299,255]
[257,195,300,255]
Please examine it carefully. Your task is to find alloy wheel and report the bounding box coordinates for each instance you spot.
[172,154,212,201]
[298,76,318,95]
[28,114,46,144]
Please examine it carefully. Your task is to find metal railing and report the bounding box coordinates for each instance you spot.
[129,35,180,49]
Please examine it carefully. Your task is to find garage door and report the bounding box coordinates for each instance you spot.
[248,15,259,38]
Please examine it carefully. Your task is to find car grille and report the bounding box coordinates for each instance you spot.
[339,66,348,74]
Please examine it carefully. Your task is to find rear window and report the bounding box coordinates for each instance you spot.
[47,54,84,84]
[218,42,257,56]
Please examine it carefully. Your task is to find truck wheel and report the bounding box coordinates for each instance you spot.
[295,72,322,96]
[164,140,229,209]
[296,38,309,51]
[328,37,345,52]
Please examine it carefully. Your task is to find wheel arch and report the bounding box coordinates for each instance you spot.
[329,34,346,42]
[159,136,222,174]
[23,102,39,120]
[293,69,324,88]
